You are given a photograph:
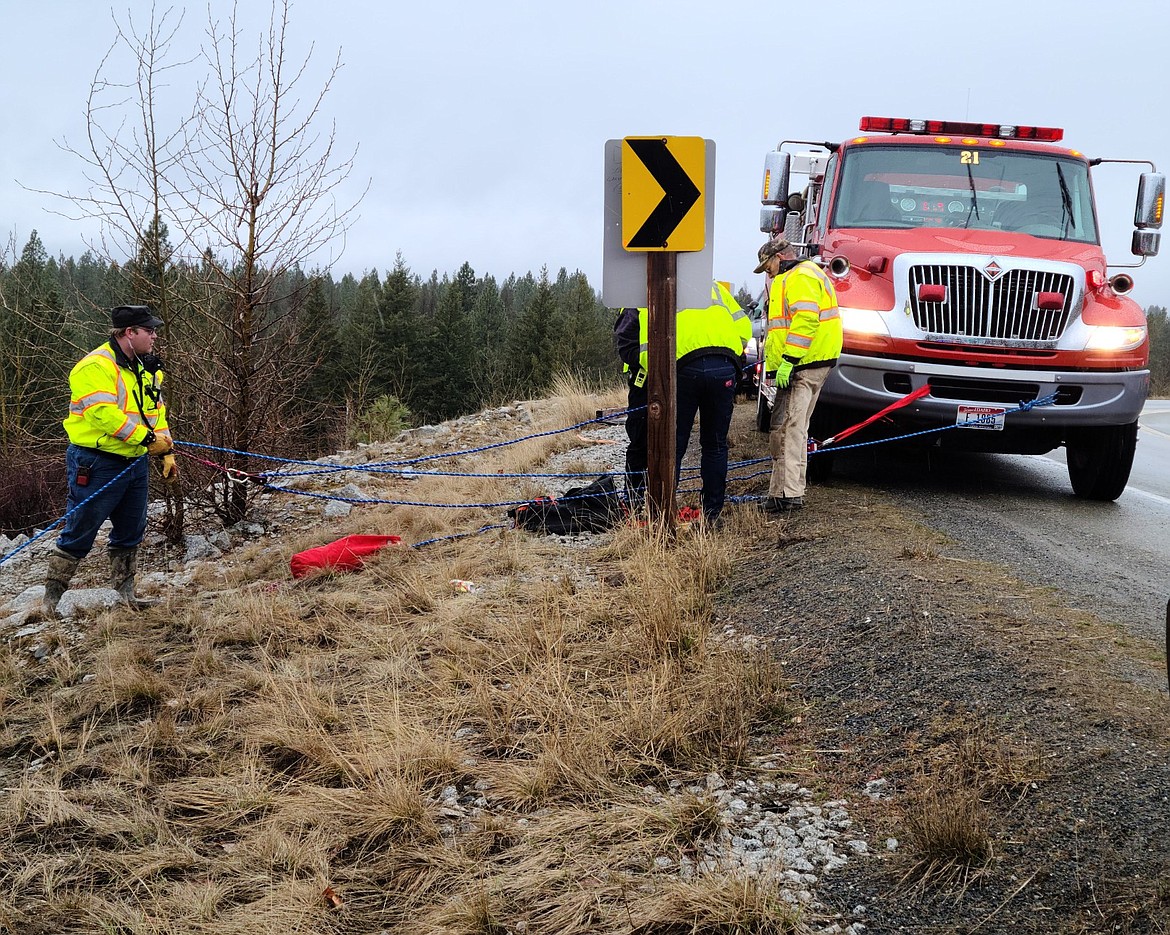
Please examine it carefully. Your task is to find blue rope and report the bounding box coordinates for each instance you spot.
[409,523,510,549]
[809,393,1059,455]
[180,405,651,480]
[259,481,633,511]
[1,394,1060,566]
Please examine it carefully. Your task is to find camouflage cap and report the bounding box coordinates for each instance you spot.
[753,239,792,274]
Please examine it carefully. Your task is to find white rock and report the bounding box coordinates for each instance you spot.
[183,535,223,563]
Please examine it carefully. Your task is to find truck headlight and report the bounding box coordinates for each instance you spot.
[1084,325,1146,351]
[840,306,890,336]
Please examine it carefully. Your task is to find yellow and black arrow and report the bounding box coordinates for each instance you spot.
[621,136,705,252]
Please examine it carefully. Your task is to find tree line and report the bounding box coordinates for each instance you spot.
[0,228,620,532]
[1,228,620,440]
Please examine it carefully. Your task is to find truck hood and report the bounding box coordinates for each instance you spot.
[825,227,1105,274]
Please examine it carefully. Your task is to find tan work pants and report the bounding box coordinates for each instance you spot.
[768,365,830,498]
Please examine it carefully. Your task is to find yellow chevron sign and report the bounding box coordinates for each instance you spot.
[621,136,705,252]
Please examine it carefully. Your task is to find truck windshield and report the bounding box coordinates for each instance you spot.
[831,144,1098,244]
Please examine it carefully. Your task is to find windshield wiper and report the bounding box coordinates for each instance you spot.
[964,163,981,228]
[1055,162,1073,238]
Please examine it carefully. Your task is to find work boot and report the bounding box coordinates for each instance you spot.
[109,547,159,610]
[39,548,81,620]
[760,496,804,514]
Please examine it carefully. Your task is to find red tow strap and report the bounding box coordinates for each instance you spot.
[820,384,931,447]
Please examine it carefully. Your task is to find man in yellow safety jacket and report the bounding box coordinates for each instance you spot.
[615,281,752,524]
[755,239,843,513]
[39,304,180,619]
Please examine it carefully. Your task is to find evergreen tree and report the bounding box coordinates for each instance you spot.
[547,269,614,385]
[369,255,422,406]
[505,266,555,396]
[413,263,476,421]
[468,274,513,404]
[0,232,69,445]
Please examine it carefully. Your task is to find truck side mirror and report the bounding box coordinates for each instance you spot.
[760,206,787,234]
[1132,229,1160,258]
[1134,172,1164,229]
[761,151,791,206]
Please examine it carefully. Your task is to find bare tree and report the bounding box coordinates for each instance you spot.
[173,0,362,521]
[42,0,363,524]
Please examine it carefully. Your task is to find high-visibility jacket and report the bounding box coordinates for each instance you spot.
[765,260,842,372]
[714,279,754,353]
[634,281,753,373]
[64,341,171,457]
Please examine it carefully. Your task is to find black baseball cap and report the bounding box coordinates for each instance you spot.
[111,305,164,330]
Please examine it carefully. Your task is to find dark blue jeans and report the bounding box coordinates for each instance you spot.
[57,445,150,558]
[676,354,737,520]
[624,372,648,500]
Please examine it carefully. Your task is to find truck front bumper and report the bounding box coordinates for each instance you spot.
[820,354,1150,428]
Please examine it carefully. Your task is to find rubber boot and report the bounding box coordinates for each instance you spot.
[109,546,159,610]
[40,548,81,620]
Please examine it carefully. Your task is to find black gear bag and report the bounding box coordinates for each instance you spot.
[507,474,625,535]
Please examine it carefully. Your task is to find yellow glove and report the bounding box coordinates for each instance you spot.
[159,454,179,483]
[146,437,173,456]
[776,359,795,389]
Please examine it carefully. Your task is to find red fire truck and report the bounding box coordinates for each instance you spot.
[756,116,1164,500]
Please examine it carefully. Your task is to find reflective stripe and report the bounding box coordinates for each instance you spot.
[786,334,813,349]
[767,322,787,332]
[78,390,118,405]
[819,308,840,321]
[111,416,137,441]
[69,390,118,416]
[787,300,820,313]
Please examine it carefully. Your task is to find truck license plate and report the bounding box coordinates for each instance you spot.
[956,405,1006,431]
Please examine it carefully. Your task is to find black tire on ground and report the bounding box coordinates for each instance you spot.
[1065,421,1138,501]
[756,391,772,433]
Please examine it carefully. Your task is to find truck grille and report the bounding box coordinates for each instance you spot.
[907,265,1076,345]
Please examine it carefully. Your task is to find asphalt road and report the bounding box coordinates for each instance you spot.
[826,399,1170,647]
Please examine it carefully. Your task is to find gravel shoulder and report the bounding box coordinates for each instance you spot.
[722,402,1170,933]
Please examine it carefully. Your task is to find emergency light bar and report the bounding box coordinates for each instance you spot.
[858,116,1064,143]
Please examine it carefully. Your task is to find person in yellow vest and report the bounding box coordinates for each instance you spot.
[754,239,843,513]
[676,280,752,525]
[616,282,751,524]
[39,305,179,619]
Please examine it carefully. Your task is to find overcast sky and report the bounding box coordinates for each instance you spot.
[4,0,1169,307]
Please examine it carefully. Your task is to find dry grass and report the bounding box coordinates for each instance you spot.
[899,782,992,893]
[0,387,802,935]
[899,719,1047,894]
[922,718,1049,804]
[632,873,810,933]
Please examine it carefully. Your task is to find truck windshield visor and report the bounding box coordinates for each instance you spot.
[831,145,1098,244]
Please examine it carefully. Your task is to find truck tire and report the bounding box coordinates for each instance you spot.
[756,391,772,433]
[1065,421,1138,501]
